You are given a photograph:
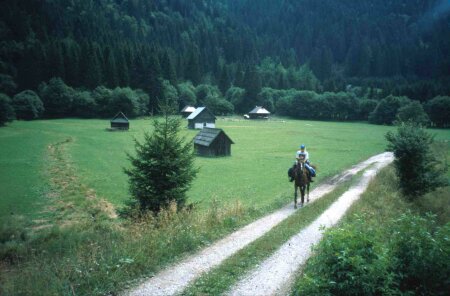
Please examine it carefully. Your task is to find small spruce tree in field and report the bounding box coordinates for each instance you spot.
[124,104,197,212]
[386,123,447,200]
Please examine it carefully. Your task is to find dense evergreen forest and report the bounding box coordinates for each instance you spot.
[1,0,450,125]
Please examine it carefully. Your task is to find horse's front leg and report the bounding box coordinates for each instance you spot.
[307,183,310,203]
[300,186,304,206]
[294,186,298,209]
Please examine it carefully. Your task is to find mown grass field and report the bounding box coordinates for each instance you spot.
[0,118,449,296]
[1,117,449,219]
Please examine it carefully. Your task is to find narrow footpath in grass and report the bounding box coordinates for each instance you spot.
[226,153,394,296]
[125,152,393,296]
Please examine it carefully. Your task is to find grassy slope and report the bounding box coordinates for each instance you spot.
[1,118,449,219]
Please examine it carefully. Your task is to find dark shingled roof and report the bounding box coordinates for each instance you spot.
[194,128,234,147]
[111,112,129,123]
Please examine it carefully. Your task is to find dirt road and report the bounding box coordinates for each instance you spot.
[126,152,393,296]
[227,152,393,295]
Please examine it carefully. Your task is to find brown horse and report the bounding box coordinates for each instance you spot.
[293,158,310,208]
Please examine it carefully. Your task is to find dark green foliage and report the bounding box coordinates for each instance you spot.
[124,106,198,212]
[369,95,411,125]
[293,213,450,296]
[38,77,74,118]
[71,90,96,118]
[0,74,17,96]
[0,93,15,126]
[294,217,392,296]
[241,65,262,113]
[109,87,148,118]
[225,87,245,113]
[386,123,448,199]
[395,100,430,126]
[203,95,234,115]
[91,86,114,117]
[425,96,450,127]
[12,90,44,120]
[358,99,378,120]
[389,213,450,295]
[0,0,449,119]
[177,82,197,108]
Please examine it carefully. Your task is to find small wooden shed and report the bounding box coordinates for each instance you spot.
[187,107,216,129]
[248,106,271,119]
[194,128,234,157]
[180,106,196,118]
[110,112,129,130]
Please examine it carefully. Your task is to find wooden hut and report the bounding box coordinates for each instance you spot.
[180,106,196,118]
[187,107,216,129]
[248,106,271,119]
[194,128,234,157]
[110,112,129,130]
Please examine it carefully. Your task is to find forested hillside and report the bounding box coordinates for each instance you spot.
[1,0,450,122]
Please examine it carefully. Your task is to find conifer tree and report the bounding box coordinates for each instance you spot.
[124,103,197,212]
[161,51,177,85]
[218,64,230,94]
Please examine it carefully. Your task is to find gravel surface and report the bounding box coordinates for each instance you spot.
[226,152,394,296]
[125,152,393,296]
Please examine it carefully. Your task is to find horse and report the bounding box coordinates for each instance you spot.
[293,158,310,209]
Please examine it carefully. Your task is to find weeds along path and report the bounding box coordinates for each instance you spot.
[33,138,117,230]
[227,152,394,296]
[126,152,393,296]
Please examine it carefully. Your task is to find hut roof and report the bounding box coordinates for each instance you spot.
[111,112,129,123]
[187,107,216,120]
[194,128,234,147]
[249,106,271,114]
[181,106,196,113]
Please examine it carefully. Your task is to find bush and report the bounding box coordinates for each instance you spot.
[203,95,234,115]
[389,213,450,295]
[110,87,143,118]
[92,86,113,117]
[124,105,198,212]
[369,95,411,125]
[395,100,430,126]
[425,96,450,127]
[225,86,245,113]
[358,98,378,120]
[38,77,75,118]
[294,217,392,296]
[0,93,15,125]
[386,123,448,199]
[177,81,197,107]
[72,90,97,118]
[12,90,45,120]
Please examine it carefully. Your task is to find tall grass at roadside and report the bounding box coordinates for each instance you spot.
[0,199,262,296]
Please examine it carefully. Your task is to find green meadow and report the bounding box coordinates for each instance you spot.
[1,118,449,219]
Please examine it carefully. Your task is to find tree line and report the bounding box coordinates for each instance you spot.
[1,1,449,109]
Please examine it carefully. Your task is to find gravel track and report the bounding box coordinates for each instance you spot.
[227,152,394,296]
[125,152,393,296]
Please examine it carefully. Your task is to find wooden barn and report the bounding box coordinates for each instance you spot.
[194,128,234,157]
[180,106,196,118]
[248,106,271,119]
[187,107,216,129]
[110,112,129,130]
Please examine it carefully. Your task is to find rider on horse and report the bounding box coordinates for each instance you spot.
[289,144,316,182]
